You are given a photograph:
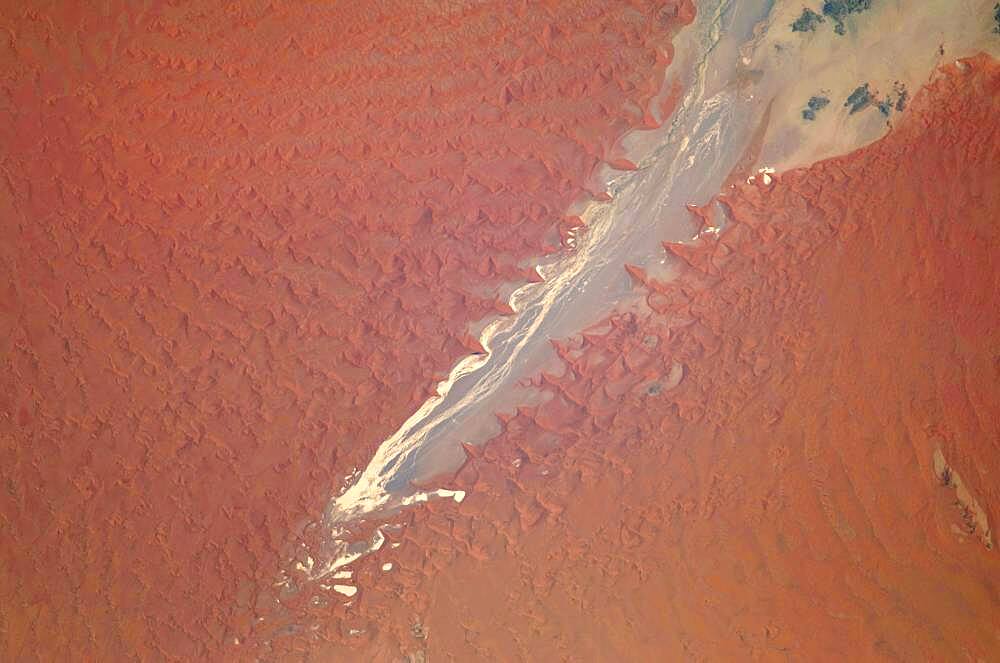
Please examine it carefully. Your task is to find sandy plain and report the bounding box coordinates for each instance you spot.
[3,1,999,661]
[294,53,1000,662]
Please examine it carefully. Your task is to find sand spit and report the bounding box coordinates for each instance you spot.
[933,448,994,550]
[291,55,1000,661]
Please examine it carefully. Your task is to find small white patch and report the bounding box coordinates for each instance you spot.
[333,585,358,597]
[293,555,315,574]
[401,488,466,506]
[442,489,466,503]
[313,528,386,580]
[382,562,393,572]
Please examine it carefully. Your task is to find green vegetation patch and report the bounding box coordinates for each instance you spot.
[844,83,872,114]
[791,8,825,32]
[801,95,831,121]
[892,82,908,112]
[808,96,831,111]
[840,81,908,119]
[822,0,873,35]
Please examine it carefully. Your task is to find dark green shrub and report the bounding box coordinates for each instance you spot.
[791,8,824,32]
[844,83,871,114]
[822,0,873,35]
[807,96,830,111]
[893,83,908,112]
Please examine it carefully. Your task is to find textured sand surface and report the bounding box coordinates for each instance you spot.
[0,1,693,660]
[332,0,1000,526]
[300,55,1000,662]
[3,1,999,661]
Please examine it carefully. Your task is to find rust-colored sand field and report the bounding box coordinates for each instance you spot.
[0,1,692,660]
[3,1,998,661]
[313,56,1000,662]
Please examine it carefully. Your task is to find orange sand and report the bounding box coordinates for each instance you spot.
[301,56,1000,662]
[0,1,693,660]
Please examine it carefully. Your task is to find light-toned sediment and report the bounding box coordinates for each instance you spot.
[0,1,695,660]
[4,1,1000,660]
[308,0,1000,579]
[291,55,1000,662]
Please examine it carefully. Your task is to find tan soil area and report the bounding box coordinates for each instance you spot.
[746,0,1000,172]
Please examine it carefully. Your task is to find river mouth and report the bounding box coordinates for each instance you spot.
[291,0,778,581]
[299,0,1000,586]
[257,0,1000,649]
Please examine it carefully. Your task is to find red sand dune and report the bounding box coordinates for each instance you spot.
[300,57,1000,661]
[0,1,694,660]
